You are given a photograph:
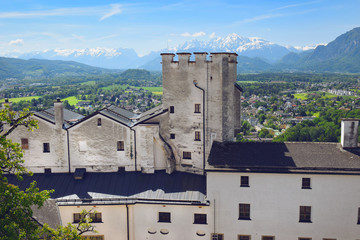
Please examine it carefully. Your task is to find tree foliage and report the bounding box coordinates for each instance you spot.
[0,106,96,239]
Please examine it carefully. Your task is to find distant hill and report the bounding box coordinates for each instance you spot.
[277,27,360,73]
[0,57,118,79]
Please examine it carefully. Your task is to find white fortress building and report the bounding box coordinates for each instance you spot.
[6,52,360,240]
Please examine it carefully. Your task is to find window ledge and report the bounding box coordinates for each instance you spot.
[240,185,250,187]
[158,221,171,223]
[301,187,312,189]
[193,222,208,225]
[238,218,251,221]
[299,220,312,223]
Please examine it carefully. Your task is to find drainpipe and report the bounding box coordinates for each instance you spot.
[126,202,130,240]
[193,80,206,173]
[66,129,71,173]
[130,128,137,171]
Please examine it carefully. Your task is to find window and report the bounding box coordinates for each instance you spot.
[299,238,311,240]
[195,104,201,113]
[302,178,311,189]
[299,206,311,223]
[262,237,274,240]
[117,141,124,151]
[90,213,102,223]
[170,133,175,139]
[21,138,29,149]
[195,131,201,141]
[44,168,51,174]
[43,143,50,153]
[238,235,251,240]
[158,212,171,223]
[323,239,336,240]
[239,203,251,220]
[183,151,191,159]
[170,106,174,113]
[358,208,360,224]
[73,213,82,223]
[97,118,101,126]
[211,233,224,240]
[240,176,249,187]
[194,213,207,224]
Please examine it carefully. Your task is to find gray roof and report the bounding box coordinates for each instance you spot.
[34,107,84,127]
[7,171,206,206]
[208,141,360,174]
[135,104,167,125]
[31,199,61,228]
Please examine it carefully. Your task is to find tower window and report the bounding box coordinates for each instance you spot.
[183,151,191,159]
[158,212,171,223]
[43,143,50,153]
[240,176,249,187]
[239,203,251,220]
[194,213,207,224]
[97,118,102,126]
[195,104,201,113]
[302,178,311,189]
[170,106,174,113]
[195,131,201,141]
[170,133,175,139]
[117,141,124,151]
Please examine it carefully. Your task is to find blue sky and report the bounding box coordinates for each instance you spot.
[0,0,359,56]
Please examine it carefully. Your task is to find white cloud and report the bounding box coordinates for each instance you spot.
[180,32,206,37]
[209,32,216,39]
[100,4,122,21]
[9,39,24,46]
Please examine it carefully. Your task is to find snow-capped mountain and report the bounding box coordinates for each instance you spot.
[8,33,305,70]
[175,33,292,62]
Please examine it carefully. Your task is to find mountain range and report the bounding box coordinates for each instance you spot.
[1,27,360,75]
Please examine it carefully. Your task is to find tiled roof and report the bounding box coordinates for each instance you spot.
[34,107,84,126]
[208,141,360,174]
[7,171,206,206]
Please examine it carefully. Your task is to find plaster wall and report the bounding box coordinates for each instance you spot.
[67,114,133,172]
[9,116,68,173]
[207,171,360,239]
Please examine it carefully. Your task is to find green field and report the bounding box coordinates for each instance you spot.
[0,96,41,103]
[101,84,131,90]
[237,81,259,84]
[135,87,163,95]
[293,92,355,100]
[81,81,96,85]
[61,96,80,105]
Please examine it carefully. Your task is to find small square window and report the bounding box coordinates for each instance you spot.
[195,131,201,141]
[90,213,102,223]
[170,134,175,139]
[211,233,224,240]
[358,208,360,224]
[239,203,251,220]
[183,151,191,159]
[170,106,174,113]
[238,235,251,240]
[299,238,312,240]
[299,206,312,223]
[73,213,81,223]
[195,104,201,113]
[302,178,311,189]
[117,141,124,151]
[97,118,102,126]
[262,237,274,240]
[43,143,50,153]
[44,168,51,174]
[158,212,171,223]
[241,176,249,187]
[21,138,29,149]
[194,213,207,224]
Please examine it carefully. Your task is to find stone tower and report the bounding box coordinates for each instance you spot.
[160,52,241,174]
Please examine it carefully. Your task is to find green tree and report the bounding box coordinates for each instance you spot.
[0,106,96,239]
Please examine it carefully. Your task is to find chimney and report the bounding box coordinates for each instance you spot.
[54,98,64,129]
[2,98,12,111]
[341,119,359,148]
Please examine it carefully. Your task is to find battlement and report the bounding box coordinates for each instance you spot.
[160,52,238,65]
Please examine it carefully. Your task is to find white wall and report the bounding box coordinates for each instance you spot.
[9,116,68,173]
[207,171,360,240]
[59,203,212,240]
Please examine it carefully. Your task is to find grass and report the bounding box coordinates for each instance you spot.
[135,87,163,95]
[293,93,308,100]
[237,81,259,84]
[293,92,356,100]
[313,112,320,118]
[81,81,96,85]
[101,84,131,90]
[61,96,80,105]
[0,96,41,103]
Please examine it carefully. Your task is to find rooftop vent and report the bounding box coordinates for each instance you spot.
[74,168,86,180]
[341,119,359,149]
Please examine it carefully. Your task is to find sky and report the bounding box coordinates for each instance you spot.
[0,0,359,56]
